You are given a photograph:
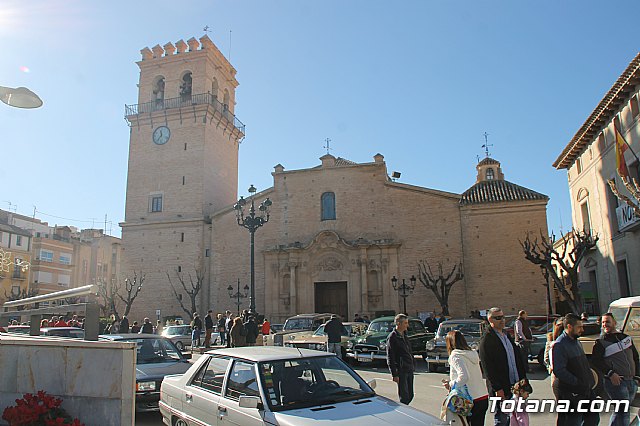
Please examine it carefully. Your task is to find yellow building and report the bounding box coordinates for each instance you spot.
[0,223,32,300]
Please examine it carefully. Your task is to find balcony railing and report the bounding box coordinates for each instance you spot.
[125,92,245,134]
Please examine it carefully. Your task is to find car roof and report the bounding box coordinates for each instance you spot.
[610,296,640,308]
[99,333,165,340]
[286,313,333,319]
[440,319,485,324]
[371,316,421,322]
[41,327,83,331]
[205,346,334,362]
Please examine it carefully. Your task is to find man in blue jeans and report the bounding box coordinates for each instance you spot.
[592,313,639,426]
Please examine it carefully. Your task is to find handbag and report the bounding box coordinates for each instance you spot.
[446,383,474,417]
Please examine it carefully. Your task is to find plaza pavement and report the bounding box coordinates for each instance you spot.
[136,354,640,425]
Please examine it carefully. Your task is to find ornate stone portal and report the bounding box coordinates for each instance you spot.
[264,230,400,322]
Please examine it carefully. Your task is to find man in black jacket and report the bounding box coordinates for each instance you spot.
[324,315,344,359]
[386,314,414,405]
[204,310,214,347]
[592,313,638,426]
[479,307,526,426]
[552,313,598,426]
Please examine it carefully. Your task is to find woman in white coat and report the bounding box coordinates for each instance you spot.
[443,330,489,426]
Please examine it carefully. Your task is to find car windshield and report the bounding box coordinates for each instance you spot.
[438,322,482,338]
[283,318,313,331]
[122,338,183,364]
[368,320,394,333]
[163,326,186,336]
[259,356,374,411]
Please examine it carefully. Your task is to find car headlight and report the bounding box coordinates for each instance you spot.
[378,342,387,350]
[426,341,436,351]
[289,335,297,340]
[347,341,354,349]
[136,381,156,392]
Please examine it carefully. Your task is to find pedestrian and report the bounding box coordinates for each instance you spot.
[245,316,259,346]
[581,312,590,322]
[155,320,162,334]
[514,310,534,373]
[225,311,233,348]
[324,314,344,359]
[479,307,527,426]
[119,315,129,333]
[130,321,141,333]
[230,317,247,347]
[509,379,533,426]
[443,330,489,426]
[242,309,250,323]
[108,315,119,334]
[204,310,214,347]
[386,313,415,405]
[190,313,203,348]
[217,313,226,346]
[70,315,80,328]
[40,319,49,327]
[544,318,565,374]
[592,312,639,426]
[354,313,365,323]
[55,316,69,327]
[139,317,153,334]
[424,312,438,333]
[363,315,370,323]
[551,313,598,426]
[261,317,271,336]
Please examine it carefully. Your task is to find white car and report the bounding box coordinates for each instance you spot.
[160,346,445,425]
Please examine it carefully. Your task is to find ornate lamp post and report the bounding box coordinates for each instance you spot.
[227,279,250,317]
[234,185,272,314]
[391,275,416,315]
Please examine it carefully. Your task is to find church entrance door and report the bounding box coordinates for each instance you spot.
[314,282,348,320]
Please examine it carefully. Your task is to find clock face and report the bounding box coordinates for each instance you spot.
[152,126,170,145]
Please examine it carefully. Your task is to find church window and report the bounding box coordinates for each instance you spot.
[177,265,182,273]
[485,168,494,180]
[180,72,192,101]
[150,194,163,212]
[321,192,336,221]
[181,232,184,242]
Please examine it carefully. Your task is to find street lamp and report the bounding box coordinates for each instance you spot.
[0,86,43,109]
[227,279,250,317]
[391,275,416,315]
[234,185,272,315]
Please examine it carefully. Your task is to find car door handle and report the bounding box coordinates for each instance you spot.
[185,393,193,402]
[218,405,227,414]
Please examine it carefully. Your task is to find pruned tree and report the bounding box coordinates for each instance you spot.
[96,277,121,319]
[166,267,205,320]
[417,260,464,316]
[520,229,598,314]
[2,284,39,311]
[608,177,640,218]
[118,271,145,318]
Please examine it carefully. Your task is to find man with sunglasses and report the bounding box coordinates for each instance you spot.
[479,307,527,426]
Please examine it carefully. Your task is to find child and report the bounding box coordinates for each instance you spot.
[510,379,533,426]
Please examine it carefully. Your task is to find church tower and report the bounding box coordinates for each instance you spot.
[121,35,244,321]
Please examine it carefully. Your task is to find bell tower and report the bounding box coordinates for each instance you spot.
[121,35,244,320]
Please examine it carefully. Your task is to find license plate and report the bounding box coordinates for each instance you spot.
[357,353,374,362]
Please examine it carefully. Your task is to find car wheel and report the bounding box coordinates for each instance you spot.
[173,418,188,426]
[175,341,184,351]
[427,362,439,373]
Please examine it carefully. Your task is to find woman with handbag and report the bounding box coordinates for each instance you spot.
[443,330,489,426]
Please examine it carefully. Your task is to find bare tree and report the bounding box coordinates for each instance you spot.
[118,271,145,318]
[417,260,464,316]
[520,229,598,314]
[608,177,640,218]
[166,267,205,319]
[96,277,121,319]
[2,284,39,310]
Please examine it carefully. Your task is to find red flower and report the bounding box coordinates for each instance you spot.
[2,391,84,426]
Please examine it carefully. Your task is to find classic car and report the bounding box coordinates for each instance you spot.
[424,319,488,372]
[285,322,367,358]
[99,333,192,412]
[264,313,333,346]
[580,296,640,356]
[346,316,432,364]
[40,327,85,339]
[504,314,559,337]
[160,346,446,425]
[161,324,221,350]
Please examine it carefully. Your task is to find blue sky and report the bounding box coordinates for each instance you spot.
[2,1,639,237]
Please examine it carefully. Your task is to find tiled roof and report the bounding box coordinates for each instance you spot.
[478,157,500,166]
[0,222,32,237]
[335,157,357,166]
[460,180,548,205]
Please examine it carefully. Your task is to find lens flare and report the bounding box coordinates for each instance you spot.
[19,66,30,73]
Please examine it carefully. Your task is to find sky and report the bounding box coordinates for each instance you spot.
[2,0,639,237]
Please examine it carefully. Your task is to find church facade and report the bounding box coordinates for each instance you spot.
[121,36,550,322]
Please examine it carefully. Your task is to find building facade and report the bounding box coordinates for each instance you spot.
[554,53,640,313]
[0,223,32,299]
[122,36,551,323]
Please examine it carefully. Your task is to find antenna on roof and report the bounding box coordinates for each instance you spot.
[228,30,232,61]
[323,138,333,155]
[481,132,493,158]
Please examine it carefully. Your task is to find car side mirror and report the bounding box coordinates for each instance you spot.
[238,395,262,409]
[367,379,377,390]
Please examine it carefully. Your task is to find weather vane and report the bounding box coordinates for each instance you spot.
[323,138,333,155]
[203,25,212,34]
[481,132,493,158]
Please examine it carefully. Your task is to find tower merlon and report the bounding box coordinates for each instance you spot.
[187,37,200,52]
[151,44,164,59]
[163,42,176,56]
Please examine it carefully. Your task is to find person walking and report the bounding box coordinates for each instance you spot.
[244,316,259,346]
[230,317,247,347]
[324,314,344,359]
[424,312,438,333]
[479,307,527,426]
[190,313,203,348]
[514,310,534,373]
[551,313,598,426]
[386,314,415,405]
[261,317,271,337]
[217,313,226,346]
[225,311,233,348]
[119,315,130,333]
[592,312,639,426]
[443,330,489,426]
[204,310,214,348]
[130,321,140,333]
[140,317,154,334]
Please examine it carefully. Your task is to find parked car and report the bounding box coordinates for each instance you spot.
[100,333,192,412]
[161,324,220,350]
[270,323,284,333]
[160,346,445,425]
[504,314,559,337]
[346,316,432,364]
[4,325,30,335]
[285,322,367,358]
[424,319,489,372]
[580,296,640,356]
[40,327,85,339]
[264,313,334,346]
